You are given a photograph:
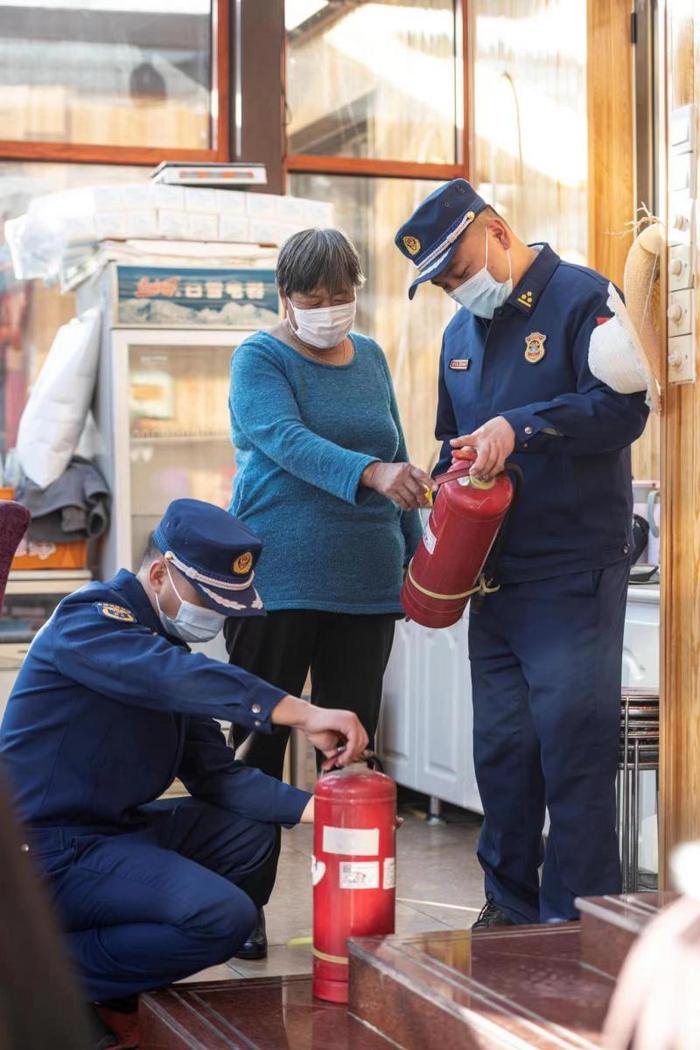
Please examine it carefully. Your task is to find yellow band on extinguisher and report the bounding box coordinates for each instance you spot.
[406,564,501,602]
[466,476,496,491]
[312,946,349,965]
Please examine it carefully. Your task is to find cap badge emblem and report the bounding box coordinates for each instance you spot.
[524,332,547,364]
[233,551,253,576]
[402,234,421,256]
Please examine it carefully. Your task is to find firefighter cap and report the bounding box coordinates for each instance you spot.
[152,498,265,617]
[395,179,489,300]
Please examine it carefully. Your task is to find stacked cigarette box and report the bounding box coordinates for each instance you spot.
[23,184,334,247]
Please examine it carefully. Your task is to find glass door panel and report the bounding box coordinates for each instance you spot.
[128,341,234,568]
[286,0,458,164]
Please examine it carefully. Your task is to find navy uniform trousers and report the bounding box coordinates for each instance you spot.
[469,560,628,923]
[30,797,279,1002]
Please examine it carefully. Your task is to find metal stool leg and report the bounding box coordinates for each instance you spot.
[427,795,445,826]
[618,691,660,895]
[620,703,631,892]
[631,740,640,892]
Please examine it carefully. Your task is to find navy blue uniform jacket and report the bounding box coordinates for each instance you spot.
[0,570,310,831]
[434,245,649,582]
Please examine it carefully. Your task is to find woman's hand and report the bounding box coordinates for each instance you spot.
[300,798,315,823]
[362,462,435,510]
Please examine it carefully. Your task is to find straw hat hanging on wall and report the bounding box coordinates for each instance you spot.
[588,222,664,412]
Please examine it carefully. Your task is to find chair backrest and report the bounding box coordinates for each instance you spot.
[0,501,30,612]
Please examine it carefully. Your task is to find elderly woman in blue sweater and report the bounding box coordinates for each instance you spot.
[226,228,432,784]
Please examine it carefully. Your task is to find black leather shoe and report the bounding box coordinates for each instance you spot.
[234,908,267,960]
[88,1006,118,1049]
[472,898,516,930]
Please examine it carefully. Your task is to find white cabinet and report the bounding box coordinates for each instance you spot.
[378,620,416,789]
[379,585,660,829]
[622,585,660,689]
[379,613,482,813]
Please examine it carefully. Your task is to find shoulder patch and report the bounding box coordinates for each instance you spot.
[98,603,136,623]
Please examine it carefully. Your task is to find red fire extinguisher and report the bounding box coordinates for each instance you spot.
[401,461,515,628]
[312,761,396,1003]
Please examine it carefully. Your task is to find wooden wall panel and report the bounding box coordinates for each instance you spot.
[239,0,285,194]
[588,0,660,482]
[659,3,700,876]
[587,0,634,286]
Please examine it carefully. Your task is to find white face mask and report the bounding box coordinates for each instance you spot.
[156,564,226,643]
[449,233,513,318]
[288,299,356,350]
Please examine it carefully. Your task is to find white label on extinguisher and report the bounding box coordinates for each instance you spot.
[322,826,379,856]
[383,857,396,889]
[311,856,326,886]
[422,521,437,555]
[339,861,379,889]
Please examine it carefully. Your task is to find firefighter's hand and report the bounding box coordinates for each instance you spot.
[302,706,369,772]
[361,461,436,510]
[451,416,515,480]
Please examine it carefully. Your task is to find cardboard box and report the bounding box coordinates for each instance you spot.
[157,210,190,239]
[12,539,88,571]
[214,189,247,215]
[248,219,288,245]
[218,215,251,242]
[123,210,160,239]
[245,193,280,219]
[186,213,219,240]
[184,188,219,213]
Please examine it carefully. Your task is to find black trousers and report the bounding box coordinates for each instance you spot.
[224,609,396,779]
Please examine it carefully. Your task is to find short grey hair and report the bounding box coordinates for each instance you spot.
[276,228,365,298]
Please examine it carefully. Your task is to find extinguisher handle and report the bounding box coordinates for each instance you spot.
[321,749,385,775]
[362,750,385,774]
[433,460,524,489]
[432,464,475,487]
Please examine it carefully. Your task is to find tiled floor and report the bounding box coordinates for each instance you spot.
[183,803,485,983]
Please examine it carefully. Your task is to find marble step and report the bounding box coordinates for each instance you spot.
[349,924,614,1050]
[139,974,396,1049]
[577,891,676,979]
[139,894,675,1049]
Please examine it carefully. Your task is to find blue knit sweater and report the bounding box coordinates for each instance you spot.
[229,331,422,614]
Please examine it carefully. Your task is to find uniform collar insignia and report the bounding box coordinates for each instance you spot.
[507,243,560,315]
[111,569,163,635]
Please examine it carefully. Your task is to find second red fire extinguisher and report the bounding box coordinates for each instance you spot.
[312,763,396,1003]
[401,460,515,628]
